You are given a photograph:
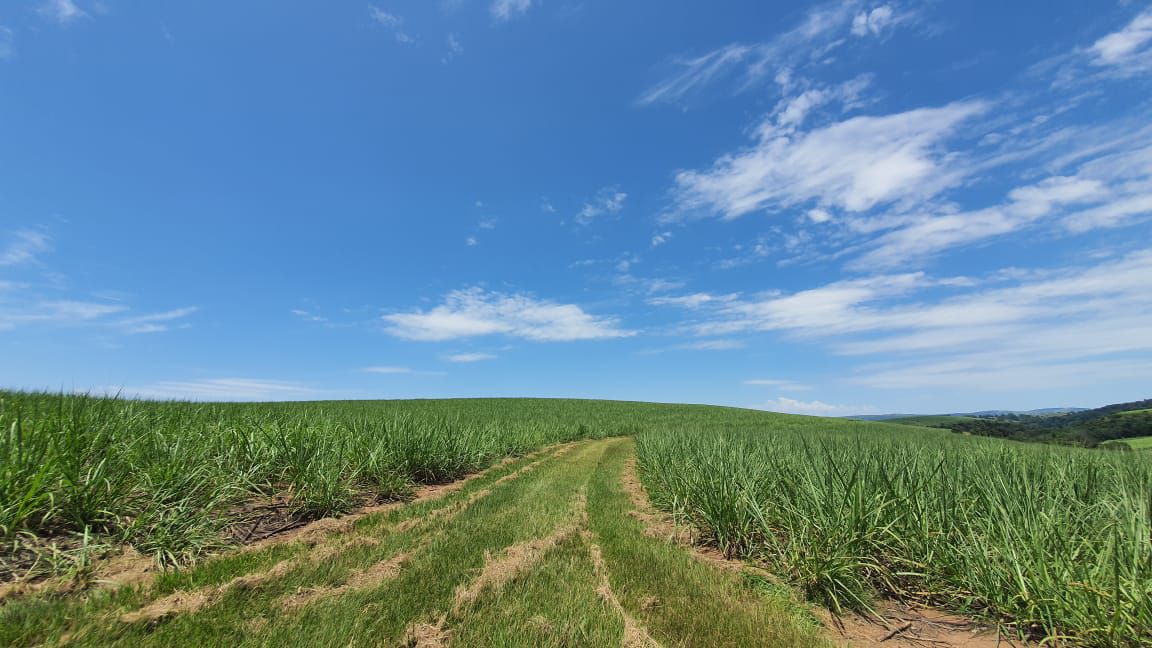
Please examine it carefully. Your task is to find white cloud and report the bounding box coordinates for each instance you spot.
[676,339,744,351]
[651,232,672,247]
[291,308,329,323]
[465,236,479,246]
[491,0,533,23]
[614,274,686,295]
[668,101,987,222]
[382,287,634,342]
[443,33,463,63]
[38,0,87,25]
[0,230,51,266]
[444,352,496,363]
[0,26,14,61]
[369,6,414,44]
[851,5,896,37]
[113,378,321,402]
[807,208,833,223]
[638,1,912,106]
[361,366,412,374]
[0,300,127,330]
[757,397,876,416]
[647,292,739,310]
[1090,9,1152,66]
[670,251,1152,391]
[771,75,873,132]
[0,294,196,334]
[851,175,1110,269]
[744,378,812,391]
[117,306,198,334]
[577,187,627,225]
[541,198,556,213]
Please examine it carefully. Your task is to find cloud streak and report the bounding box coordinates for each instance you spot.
[667,100,987,222]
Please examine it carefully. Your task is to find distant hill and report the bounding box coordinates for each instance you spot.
[937,399,1152,448]
[961,407,1089,416]
[882,415,977,428]
[852,407,1087,422]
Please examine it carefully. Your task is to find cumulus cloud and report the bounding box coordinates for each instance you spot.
[382,288,634,342]
[851,5,897,37]
[491,0,533,23]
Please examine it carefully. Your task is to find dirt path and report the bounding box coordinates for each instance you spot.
[4,438,1004,648]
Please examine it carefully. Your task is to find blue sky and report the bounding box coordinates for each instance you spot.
[2,0,1151,414]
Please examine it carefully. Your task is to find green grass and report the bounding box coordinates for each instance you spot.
[0,438,829,647]
[635,421,1152,647]
[1117,408,1152,417]
[3,391,1150,646]
[1102,435,1152,450]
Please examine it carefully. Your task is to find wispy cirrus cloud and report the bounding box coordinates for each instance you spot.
[1089,9,1152,70]
[638,0,915,106]
[116,306,198,334]
[666,100,987,223]
[112,378,323,402]
[0,300,126,331]
[576,187,627,225]
[0,300,197,333]
[369,6,414,44]
[444,352,496,363]
[0,230,51,266]
[361,366,412,374]
[382,287,634,342]
[38,0,87,25]
[0,26,14,61]
[658,250,1152,391]
[744,378,812,391]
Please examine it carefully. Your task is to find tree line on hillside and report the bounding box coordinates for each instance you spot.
[947,399,1152,448]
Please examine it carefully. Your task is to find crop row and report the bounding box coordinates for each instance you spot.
[635,422,1152,646]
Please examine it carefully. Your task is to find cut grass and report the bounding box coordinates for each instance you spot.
[0,439,830,647]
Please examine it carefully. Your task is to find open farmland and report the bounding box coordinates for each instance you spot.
[1103,436,1152,451]
[636,423,1152,646]
[2,392,1151,646]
